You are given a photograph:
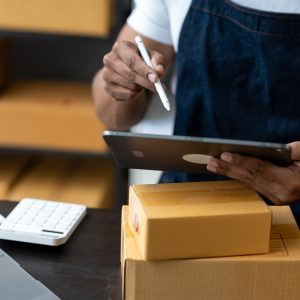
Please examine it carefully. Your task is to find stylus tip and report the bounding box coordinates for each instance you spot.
[164,102,171,111]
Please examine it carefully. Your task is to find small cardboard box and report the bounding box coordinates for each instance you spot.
[0,81,107,153]
[128,180,271,260]
[122,205,300,300]
[0,0,114,37]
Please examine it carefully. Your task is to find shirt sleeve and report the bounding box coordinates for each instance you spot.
[127,0,173,46]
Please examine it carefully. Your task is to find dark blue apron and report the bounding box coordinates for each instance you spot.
[160,0,300,223]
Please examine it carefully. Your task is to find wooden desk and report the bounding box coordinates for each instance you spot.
[0,201,122,300]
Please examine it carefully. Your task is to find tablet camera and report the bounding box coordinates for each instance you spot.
[132,150,144,158]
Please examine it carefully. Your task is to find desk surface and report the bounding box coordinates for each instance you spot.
[0,201,122,300]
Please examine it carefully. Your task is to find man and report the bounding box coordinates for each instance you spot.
[92,0,300,221]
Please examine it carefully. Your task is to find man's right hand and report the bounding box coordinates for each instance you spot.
[102,40,167,101]
[92,24,174,130]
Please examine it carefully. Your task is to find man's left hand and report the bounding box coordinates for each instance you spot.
[207,142,300,205]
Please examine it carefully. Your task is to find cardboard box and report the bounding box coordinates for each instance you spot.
[128,180,271,260]
[0,0,114,37]
[122,205,300,300]
[0,153,32,198]
[0,81,107,153]
[7,156,73,201]
[6,156,114,208]
[52,158,114,208]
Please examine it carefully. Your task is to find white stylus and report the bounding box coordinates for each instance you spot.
[135,36,171,111]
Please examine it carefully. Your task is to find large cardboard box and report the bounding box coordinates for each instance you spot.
[128,180,271,260]
[0,81,107,153]
[0,0,114,37]
[122,205,300,300]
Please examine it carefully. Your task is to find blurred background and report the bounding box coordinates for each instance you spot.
[0,0,132,209]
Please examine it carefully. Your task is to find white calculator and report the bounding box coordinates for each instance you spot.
[0,198,87,246]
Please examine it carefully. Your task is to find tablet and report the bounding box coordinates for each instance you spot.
[103,131,292,174]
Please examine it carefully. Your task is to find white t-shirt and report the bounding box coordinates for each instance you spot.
[128,0,300,52]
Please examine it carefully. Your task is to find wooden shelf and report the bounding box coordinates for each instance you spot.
[0,0,130,207]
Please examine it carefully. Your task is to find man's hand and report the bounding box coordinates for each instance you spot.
[207,142,300,205]
[92,24,175,130]
[102,40,167,101]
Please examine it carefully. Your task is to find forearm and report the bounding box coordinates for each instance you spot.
[92,69,150,130]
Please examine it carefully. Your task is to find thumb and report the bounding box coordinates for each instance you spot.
[288,141,300,161]
[149,50,167,77]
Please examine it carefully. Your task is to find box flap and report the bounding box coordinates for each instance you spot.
[130,180,270,218]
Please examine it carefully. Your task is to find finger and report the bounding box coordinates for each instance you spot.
[208,153,300,205]
[289,141,300,161]
[103,53,156,92]
[115,41,159,83]
[207,155,256,182]
[103,82,143,101]
[207,154,289,204]
[219,153,279,185]
[149,50,167,76]
[102,66,142,91]
[224,155,300,204]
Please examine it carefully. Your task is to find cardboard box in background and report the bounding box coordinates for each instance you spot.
[52,157,114,208]
[0,0,114,37]
[128,180,271,260]
[122,205,300,300]
[0,153,32,198]
[6,156,73,200]
[0,37,10,92]
[0,81,107,153]
[5,155,114,208]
